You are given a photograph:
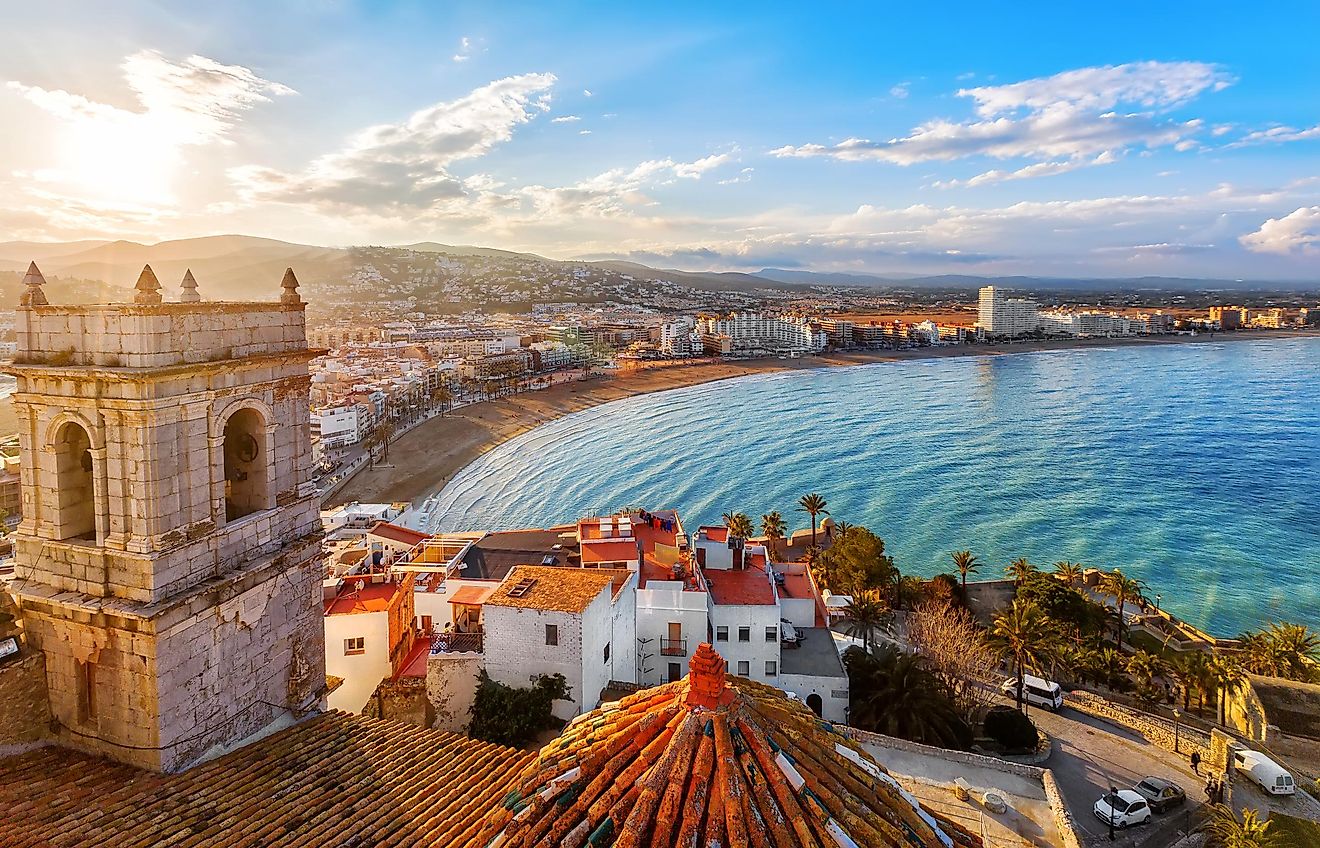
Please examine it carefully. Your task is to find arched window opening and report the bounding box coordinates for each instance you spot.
[223,408,268,521]
[805,693,823,717]
[52,422,96,541]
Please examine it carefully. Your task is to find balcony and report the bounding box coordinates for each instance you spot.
[431,628,483,655]
[660,638,687,657]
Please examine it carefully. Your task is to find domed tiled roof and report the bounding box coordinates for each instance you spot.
[474,644,979,848]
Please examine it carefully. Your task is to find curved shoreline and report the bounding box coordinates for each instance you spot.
[332,328,1320,509]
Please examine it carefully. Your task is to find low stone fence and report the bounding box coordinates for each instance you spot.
[1041,769,1084,848]
[1067,689,1210,762]
[840,726,1086,848]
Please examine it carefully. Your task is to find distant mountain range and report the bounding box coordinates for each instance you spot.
[2,235,1316,305]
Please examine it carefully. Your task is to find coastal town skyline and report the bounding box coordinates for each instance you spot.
[5,2,1320,279]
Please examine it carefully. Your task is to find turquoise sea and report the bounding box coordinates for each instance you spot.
[430,338,1320,636]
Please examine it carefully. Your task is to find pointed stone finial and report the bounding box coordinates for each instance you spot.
[685,643,734,709]
[19,261,48,306]
[179,268,200,303]
[134,264,162,304]
[279,267,301,304]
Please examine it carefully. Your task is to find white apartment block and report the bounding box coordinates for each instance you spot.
[659,317,701,357]
[977,286,1039,338]
[696,313,827,355]
[314,404,366,447]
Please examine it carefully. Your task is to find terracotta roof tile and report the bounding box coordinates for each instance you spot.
[471,643,982,848]
[483,565,630,614]
[0,711,532,848]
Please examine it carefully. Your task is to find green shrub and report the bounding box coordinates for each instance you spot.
[983,705,1039,751]
[468,672,571,748]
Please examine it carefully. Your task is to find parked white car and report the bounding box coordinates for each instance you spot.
[1093,790,1151,829]
[1233,749,1296,795]
[999,674,1064,711]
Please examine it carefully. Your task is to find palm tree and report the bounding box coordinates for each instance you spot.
[1207,655,1247,727]
[842,594,887,654]
[1240,622,1320,682]
[1006,557,1038,587]
[1168,651,1210,712]
[951,550,980,591]
[1098,569,1146,652]
[1053,560,1084,585]
[760,511,787,561]
[833,520,852,541]
[430,382,453,414]
[1197,804,1283,848]
[842,644,971,749]
[986,598,1057,713]
[723,512,754,541]
[796,493,829,549]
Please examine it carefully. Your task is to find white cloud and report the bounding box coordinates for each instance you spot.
[889,82,910,99]
[1233,124,1320,146]
[957,61,1230,118]
[674,152,735,178]
[453,36,474,62]
[231,72,556,213]
[718,167,754,185]
[771,61,1230,181]
[551,115,581,123]
[579,129,592,135]
[583,89,593,97]
[933,152,1118,189]
[1240,206,1320,254]
[7,49,292,148]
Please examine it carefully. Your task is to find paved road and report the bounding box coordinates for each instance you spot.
[1029,702,1203,846]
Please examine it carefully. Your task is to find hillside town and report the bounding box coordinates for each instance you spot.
[0,265,1316,848]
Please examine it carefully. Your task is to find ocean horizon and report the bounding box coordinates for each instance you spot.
[429,337,1320,637]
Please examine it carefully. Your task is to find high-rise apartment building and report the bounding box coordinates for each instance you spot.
[977,286,1039,338]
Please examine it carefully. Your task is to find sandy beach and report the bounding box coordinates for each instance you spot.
[332,328,1320,508]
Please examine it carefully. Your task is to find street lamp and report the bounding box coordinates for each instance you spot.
[1173,708,1181,755]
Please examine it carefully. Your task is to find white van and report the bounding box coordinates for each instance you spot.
[1233,749,1296,796]
[999,674,1064,711]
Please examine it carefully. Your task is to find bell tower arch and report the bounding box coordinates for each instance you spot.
[6,264,326,771]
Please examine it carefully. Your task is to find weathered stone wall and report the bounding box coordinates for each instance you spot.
[16,303,308,369]
[362,676,432,727]
[1067,689,1210,763]
[427,654,483,734]
[0,651,51,751]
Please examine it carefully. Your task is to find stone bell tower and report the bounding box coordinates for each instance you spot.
[6,263,325,771]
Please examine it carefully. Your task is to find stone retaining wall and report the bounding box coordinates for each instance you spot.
[840,726,1088,848]
[1068,689,1210,762]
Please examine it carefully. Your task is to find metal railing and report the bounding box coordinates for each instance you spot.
[660,638,687,657]
[431,629,483,655]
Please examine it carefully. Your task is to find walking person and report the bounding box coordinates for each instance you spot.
[1190,750,1201,775]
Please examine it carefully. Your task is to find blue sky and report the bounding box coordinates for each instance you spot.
[3,1,1320,278]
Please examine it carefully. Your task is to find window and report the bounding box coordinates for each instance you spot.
[603,642,611,664]
[223,408,269,521]
[765,626,778,642]
[545,624,558,646]
[737,661,750,676]
[76,659,97,722]
[344,637,365,655]
[51,421,97,541]
[738,627,750,643]
[716,626,728,642]
[765,661,777,676]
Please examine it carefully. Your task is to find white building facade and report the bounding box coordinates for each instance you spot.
[977,286,1039,338]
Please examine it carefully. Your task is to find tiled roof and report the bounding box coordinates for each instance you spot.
[484,565,631,614]
[0,711,532,848]
[580,539,641,563]
[472,644,981,848]
[369,521,430,546]
[703,565,777,606]
[448,585,495,606]
[324,573,411,615]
